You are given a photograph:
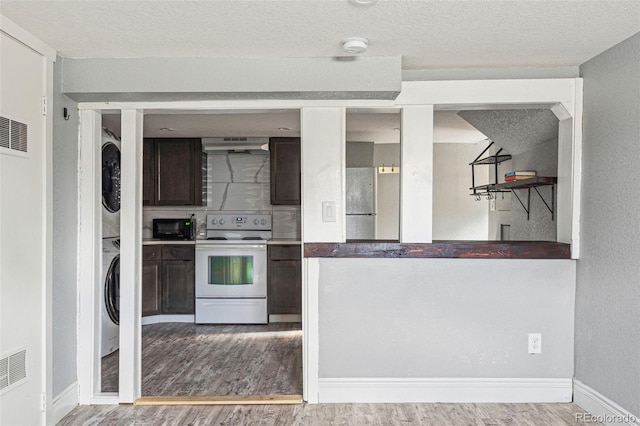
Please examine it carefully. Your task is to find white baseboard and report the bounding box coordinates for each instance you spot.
[142,314,194,325]
[573,379,639,425]
[318,378,573,403]
[51,382,77,425]
[269,314,302,323]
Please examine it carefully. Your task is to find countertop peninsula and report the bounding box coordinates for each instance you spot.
[304,240,571,259]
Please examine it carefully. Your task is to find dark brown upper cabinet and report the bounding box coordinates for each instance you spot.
[143,138,203,206]
[270,137,301,205]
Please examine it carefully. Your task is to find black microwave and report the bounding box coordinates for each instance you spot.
[153,218,194,240]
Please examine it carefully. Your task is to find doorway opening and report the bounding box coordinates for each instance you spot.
[99,109,303,403]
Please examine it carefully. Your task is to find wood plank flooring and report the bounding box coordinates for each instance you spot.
[58,402,600,425]
[101,322,302,396]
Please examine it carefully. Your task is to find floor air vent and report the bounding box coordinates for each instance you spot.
[0,115,28,153]
[0,349,27,395]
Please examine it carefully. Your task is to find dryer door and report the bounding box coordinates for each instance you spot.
[104,255,120,325]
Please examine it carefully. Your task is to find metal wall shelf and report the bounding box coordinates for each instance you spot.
[469,141,556,221]
[469,141,512,199]
[471,177,557,220]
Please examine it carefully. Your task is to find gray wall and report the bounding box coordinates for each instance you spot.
[509,138,558,241]
[319,258,575,378]
[576,32,640,416]
[52,56,79,397]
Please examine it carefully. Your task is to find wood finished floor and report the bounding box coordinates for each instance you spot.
[101,322,302,396]
[58,402,599,425]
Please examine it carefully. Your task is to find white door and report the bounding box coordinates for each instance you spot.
[0,31,47,425]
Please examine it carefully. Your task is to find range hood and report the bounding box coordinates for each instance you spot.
[202,137,269,152]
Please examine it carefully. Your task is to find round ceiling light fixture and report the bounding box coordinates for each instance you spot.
[342,37,369,54]
[350,0,378,5]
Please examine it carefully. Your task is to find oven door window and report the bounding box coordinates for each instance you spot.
[208,255,253,285]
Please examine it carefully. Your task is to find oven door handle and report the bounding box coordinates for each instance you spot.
[195,244,266,251]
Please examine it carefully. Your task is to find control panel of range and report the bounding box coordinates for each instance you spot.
[206,214,272,230]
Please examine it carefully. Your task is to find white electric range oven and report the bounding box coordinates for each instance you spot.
[195,214,271,324]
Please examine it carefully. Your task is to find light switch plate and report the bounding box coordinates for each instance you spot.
[322,201,336,222]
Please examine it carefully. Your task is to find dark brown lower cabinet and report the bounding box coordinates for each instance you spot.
[162,260,195,314]
[268,245,302,315]
[142,244,195,316]
[142,259,162,316]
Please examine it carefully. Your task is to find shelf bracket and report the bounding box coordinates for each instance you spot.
[510,185,555,221]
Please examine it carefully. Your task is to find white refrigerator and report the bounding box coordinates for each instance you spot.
[346,167,376,240]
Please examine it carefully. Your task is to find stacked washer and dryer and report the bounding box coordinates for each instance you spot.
[101,128,121,357]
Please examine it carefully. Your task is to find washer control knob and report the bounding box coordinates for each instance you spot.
[253,219,259,225]
[260,219,267,225]
[219,219,225,225]
[211,218,217,225]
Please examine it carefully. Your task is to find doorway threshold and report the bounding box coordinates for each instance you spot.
[134,394,303,406]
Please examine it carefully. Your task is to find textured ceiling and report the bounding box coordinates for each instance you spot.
[2,0,640,69]
[457,109,559,155]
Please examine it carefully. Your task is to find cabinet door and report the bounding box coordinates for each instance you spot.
[142,260,162,316]
[162,259,195,314]
[155,138,202,205]
[270,138,301,205]
[268,259,302,315]
[142,138,155,206]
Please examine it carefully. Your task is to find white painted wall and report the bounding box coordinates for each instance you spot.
[62,56,401,102]
[433,143,489,240]
[400,106,434,243]
[0,28,49,426]
[301,108,345,242]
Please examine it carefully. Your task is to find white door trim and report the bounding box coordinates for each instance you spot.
[77,110,103,404]
[118,109,144,403]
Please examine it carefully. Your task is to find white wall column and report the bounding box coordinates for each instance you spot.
[77,110,102,404]
[301,107,345,242]
[400,105,434,243]
[555,80,583,259]
[118,109,143,403]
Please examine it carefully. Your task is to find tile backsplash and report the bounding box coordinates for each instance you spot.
[207,152,270,210]
[143,151,300,240]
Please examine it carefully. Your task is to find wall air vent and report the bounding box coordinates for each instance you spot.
[0,115,28,153]
[0,348,27,395]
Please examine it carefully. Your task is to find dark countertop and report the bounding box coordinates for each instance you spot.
[142,239,195,245]
[304,240,571,259]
